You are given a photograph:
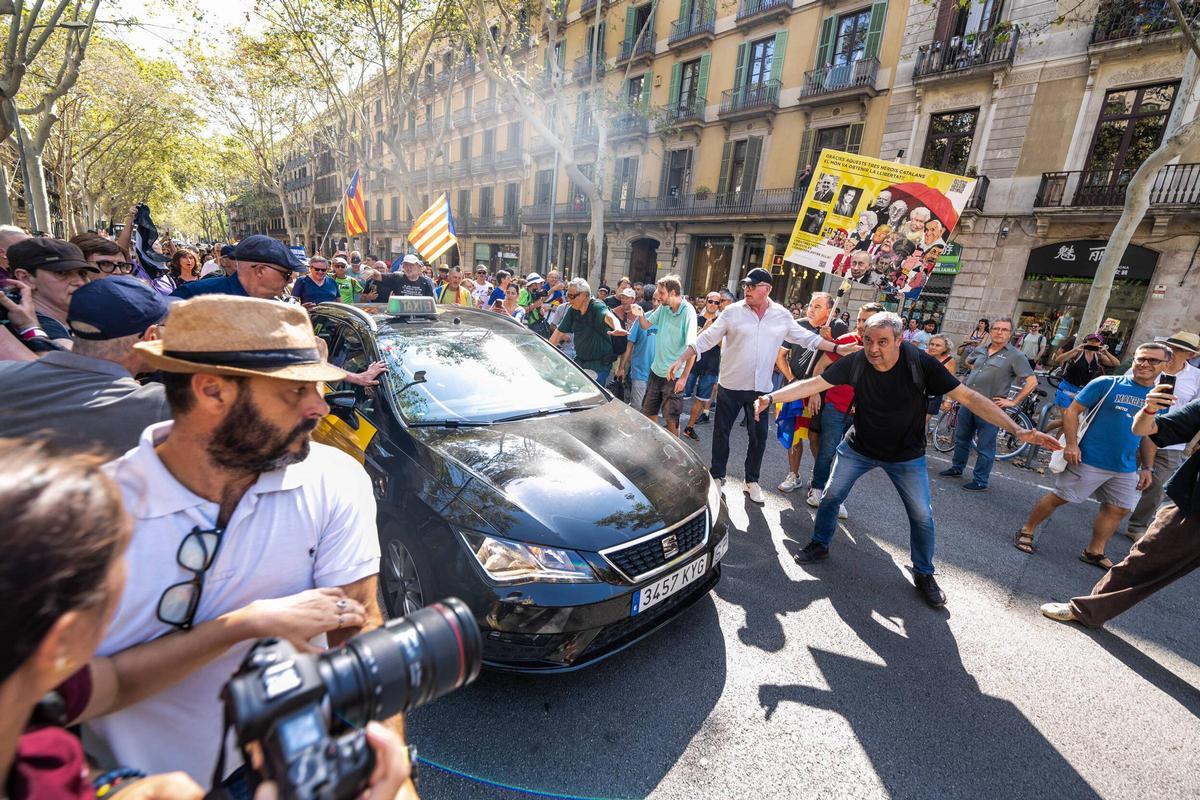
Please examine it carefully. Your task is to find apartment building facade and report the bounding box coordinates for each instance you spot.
[876,0,1199,352]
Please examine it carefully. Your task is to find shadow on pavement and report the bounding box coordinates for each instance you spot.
[756,532,1102,800]
[1080,626,1200,719]
[409,595,726,800]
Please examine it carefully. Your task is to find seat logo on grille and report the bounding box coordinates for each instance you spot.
[661,533,679,559]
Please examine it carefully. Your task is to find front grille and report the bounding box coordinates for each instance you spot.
[602,509,708,582]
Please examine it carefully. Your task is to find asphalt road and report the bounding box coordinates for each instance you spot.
[407,418,1200,800]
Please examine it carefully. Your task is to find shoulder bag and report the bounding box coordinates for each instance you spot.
[1048,377,1117,474]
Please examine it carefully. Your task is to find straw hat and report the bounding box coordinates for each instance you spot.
[134,296,348,381]
[1157,330,1200,355]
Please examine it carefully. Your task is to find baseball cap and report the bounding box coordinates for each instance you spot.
[220,244,237,257]
[9,238,96,274]
[402,254,422,265]
[526,272,544,284]
[1084,332,1104,342]
[741,267,773,286]
[232,235,304,272]
[620,287,636,298]
[68,276,172,340]
[332,257,349,266]
[475,263,488,273]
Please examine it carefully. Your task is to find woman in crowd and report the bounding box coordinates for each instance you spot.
[0,439,409,800]
[70,234,135,279]
[925,333,957,430]
[1044,332,1121,434]
[169,249,201,285]
[503,281,525,322]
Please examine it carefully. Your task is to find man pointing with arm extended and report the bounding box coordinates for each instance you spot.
[668,268,859,504]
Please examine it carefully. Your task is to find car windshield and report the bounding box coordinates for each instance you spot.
[375,318,605,424]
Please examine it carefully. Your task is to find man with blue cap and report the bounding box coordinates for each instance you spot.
[0,275,172,453]
[171,234,303,300]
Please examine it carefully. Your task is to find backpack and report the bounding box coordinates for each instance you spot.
[847,341,926,400]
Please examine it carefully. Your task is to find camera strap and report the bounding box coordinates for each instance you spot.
[208,707,234,798]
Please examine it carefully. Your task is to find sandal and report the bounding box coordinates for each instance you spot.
[1079,551,1113,570]
[1015,528,1035,554]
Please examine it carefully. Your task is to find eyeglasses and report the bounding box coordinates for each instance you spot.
[157,525,225,629]
[706,299,720,305]
[566,292,581,299]
[95,259,134,274]
[1134,356,1167,365]
[312,267,328,273]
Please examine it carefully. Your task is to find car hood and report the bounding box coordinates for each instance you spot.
[408,400,710,551]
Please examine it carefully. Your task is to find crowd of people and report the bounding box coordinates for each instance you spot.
[2,219,1200,799]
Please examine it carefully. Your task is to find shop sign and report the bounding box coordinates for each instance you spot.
[934,241,962,275]
[1026,241,1158,282]
[1152,283,1167,299]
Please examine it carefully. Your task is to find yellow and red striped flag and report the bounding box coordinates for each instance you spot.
[344,168,368,236]
[408,193,457,262]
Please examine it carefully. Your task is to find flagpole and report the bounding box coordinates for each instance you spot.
[319,190,347,256]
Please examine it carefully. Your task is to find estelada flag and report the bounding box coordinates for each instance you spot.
[345,169,367,236]
[408,193,457,262]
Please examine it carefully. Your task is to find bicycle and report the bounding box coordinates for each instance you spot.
[930,396,1038,461]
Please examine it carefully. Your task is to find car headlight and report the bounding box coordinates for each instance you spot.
[707,474,722,522]
[460,531,597,584]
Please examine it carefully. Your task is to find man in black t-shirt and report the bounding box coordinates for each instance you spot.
[376,254,435,301]
[754,311,1060,607]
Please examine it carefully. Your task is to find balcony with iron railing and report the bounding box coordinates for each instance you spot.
[461,215,521,235]
[1092,1,1196,45]
[735,0,791,28]
[798,57,879,105]
[669,8,716,49]
[522,200,592,222]
[572,54,606,82]
[612,111,649,139]
[661,95,706,130]
[913,25,1021,82]
[494,148,524,169]
[719,80,781,121]
[521,187,804,225]
[1034,163,1200,210]
[580,0,605,14]
[617,33,655,65]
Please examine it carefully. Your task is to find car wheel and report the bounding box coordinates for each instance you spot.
[381,535,427,618]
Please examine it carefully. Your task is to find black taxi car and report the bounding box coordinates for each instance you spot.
[310,298,730,672]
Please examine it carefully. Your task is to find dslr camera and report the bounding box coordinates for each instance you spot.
[0,285,22,326]
[216,598,481,800]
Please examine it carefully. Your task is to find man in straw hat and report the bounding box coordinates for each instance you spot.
[87,295,401,792]
[1125,330,1200,541]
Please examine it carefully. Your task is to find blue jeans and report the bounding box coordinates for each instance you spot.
[812,441,938,575]
[811,404,852,491]
[950,406,998,486]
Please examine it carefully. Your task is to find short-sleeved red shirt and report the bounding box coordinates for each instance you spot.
[823,332,862,413]
[7,667,92,800]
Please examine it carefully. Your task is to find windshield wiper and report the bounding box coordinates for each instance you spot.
[492,405,603,424]
[407,420,493,428]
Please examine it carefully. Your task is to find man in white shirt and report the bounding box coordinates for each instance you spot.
[470,263,493,307]
[87,296,392,792]
[668,268,858,503]
[1126,331,1200,540]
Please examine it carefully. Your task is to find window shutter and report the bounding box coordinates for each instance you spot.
[770,30,788,84]
[669,62,682,106]
[659,151,672,197]
[624,6,636,45]
[680,0,694,24]
[598,21,606,53]
[716,140,733,195]
[733,42,748,90]
[743,136,763,194]
[796,129,815,185]
[642,73,652,113]
[933,0,959,42]
[847,123,864,154]
[706,0,716,20]
[697,54,711,104]
[864,1,888,60]
[816,15,837,67]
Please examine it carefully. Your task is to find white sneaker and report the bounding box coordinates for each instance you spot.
[805,488,822,508]
[744,481,765,504]
[714,477,726,488]
[838,504,848,520]
[778,472,800,492]
[1040,602,1077,623]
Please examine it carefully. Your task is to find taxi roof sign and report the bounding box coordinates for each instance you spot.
[386,295,437,317]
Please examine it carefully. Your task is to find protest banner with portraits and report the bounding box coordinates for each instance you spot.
[784,151,977,302]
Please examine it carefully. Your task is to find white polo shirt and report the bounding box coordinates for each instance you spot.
[1162,362,1200,451]
[693,299,828,393]
[87,421,380,786]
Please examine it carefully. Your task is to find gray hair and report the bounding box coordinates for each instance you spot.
[930,333,954,352]
[809,291,834,309]
[568,277,591,296]
[864,311,903,336]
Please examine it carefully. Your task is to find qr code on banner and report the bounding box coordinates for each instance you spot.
[817,259,829,270]
[950,178,968,193]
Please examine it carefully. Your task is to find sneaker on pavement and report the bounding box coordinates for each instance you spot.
[961,480,988,491]
[938,467,963,477]
[697,412,711,425]
[913,573,947,608]
[794,542,829,563]
[683,426,700,442]
[1040,602,1077,623]
[805,487,822,508]
[744,481,765,504]
[837,504,848,520]
[778,472,800,492]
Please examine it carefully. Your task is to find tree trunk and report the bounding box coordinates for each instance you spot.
[23,141,52,234]
[0,167,13,225]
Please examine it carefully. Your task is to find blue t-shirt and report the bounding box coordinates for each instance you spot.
[1075,375,1151,473]
[626,319,658,383]
[170,274,249,299]
[291,275,339,305]
[486,286,507,308]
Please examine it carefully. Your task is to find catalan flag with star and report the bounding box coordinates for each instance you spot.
[408,193,457,262]
[344,168,368,236]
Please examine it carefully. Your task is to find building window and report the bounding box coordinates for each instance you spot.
[718,136,763,197]
[482,128,496,155]
[391,196,400,222]
[504,182,520,219]
[660,148,692,198]
[747,36,774,87]
[535,169,554,205]
[679,58,700,107]
[507,121,522,152]
[613,156,638,211]
[457,189,471,224]
[479,186,494,218]
[832,8,871,66]
[1084,82,1178,187]
[459,136,471,161]
[921,109,978,174]
[627,74,645,106]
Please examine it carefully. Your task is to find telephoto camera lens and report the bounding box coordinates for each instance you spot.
[321,597,482,728]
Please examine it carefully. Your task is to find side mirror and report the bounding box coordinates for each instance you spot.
[325,390,359,430]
